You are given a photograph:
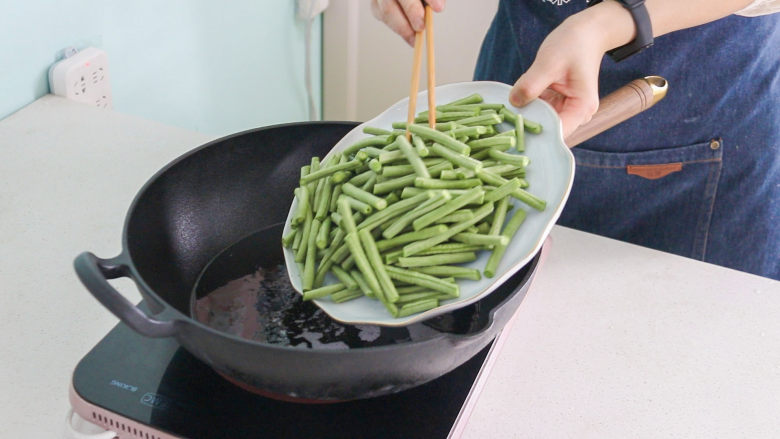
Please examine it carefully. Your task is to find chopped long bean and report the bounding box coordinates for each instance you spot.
[408,124,472,157]
[331,265,358,290]
[385,266,459,296]
[382,191,450,239]
[414,177,481,190]
[412,265,482,281]
[430,144,483,171]
[488,149,530,167]
[303,219,320,290]
[476,170,546,211]
[300,160,361,185]
[396,135,431,178]
[415,243,484,255]
[342,182,387,211]
[451,232,508,246]
[395,292,448,304]
[342,135,392,157]
[282,228,297,248]
[330,288,363,303]
[523,118,543,134]
[433,209,474,224]
[443,93,483,106]
[397,251,477,268]
[404,202,494,256]
[295,209,313,263]
[376,224,449,252]
[350,270,375,298]
[397,298,439,317]
[412,187,484,231]
[344,232,382,298]
[363,126,392,136]
[358,229,399,303]
[456,113,503,127]
[488,196,510,239]
[484,178,522,203]
[467,136,515,150]
[302,283,346,301]
[484,208,528,278]
[316,217,331,249]
[292,186,310,226]
[315,178,333,220]
[357,192,433,231]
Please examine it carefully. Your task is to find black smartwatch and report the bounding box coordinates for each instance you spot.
[587,0,654,62]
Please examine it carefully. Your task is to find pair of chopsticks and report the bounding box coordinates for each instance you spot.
[405,4,436,139]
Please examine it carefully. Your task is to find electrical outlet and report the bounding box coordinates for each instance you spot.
[48,47,113,109]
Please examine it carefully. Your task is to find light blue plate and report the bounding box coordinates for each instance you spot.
[283,81,574,327]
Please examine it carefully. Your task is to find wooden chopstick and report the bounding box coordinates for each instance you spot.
[406,5,436,139]
[405,29,424,140]
[425,5,436,129]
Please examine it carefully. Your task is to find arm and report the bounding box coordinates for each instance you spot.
[511,0,756,137]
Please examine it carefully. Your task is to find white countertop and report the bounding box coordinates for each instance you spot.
[1,96,778,438]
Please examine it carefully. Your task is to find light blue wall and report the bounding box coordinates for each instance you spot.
[0,0,321,136]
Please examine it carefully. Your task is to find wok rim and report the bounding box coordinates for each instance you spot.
[117,121,539,354]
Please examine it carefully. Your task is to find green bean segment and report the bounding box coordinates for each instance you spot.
[382,192,450,239]
[363,126,392,136]
[488,149,530,167]
[468,136,516,150]
[484,178,522,203]
[396,135,431,178]
[300,160,361,185]
[358,229,399,303]
[342,182,387,210]
[414,177,481,190]
[456,113,503,127]
[397,252,477,268]
[342,135,392,157]
[404,202,494,257]
[302,283,346,301]
[331,288,363,303]
[411,265,482,281]
[430,144,483,171]
[452,232,508,247]
[484,208,528,278]
[376,224,449,252]
[344,232,382,298]
[331,265,358,290]
[443,93,483,106]
[408,124,472,157]
[396,298,439,317]
[385,266,459,297]
[413,187,485,231]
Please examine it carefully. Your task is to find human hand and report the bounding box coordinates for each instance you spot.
[509,2,635,138]
[370,0,446,46]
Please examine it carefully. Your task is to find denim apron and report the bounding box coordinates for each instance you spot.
[475,0,780,279]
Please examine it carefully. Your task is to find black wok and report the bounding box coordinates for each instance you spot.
[74,122,541,401]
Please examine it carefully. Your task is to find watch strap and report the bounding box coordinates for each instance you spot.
[588,0,654,62]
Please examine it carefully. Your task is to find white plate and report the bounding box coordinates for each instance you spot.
[283,81,574,327]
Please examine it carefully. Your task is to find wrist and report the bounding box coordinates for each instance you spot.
[568,0,637,54]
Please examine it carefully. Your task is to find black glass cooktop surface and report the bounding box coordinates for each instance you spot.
[72,305,497,439]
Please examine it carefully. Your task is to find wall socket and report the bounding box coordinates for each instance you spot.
[49,47,112,109]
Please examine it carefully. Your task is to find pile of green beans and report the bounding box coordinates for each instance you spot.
[283,93,544,318]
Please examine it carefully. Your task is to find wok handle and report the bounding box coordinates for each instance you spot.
[74,252,178,338]
[564,76,668,148]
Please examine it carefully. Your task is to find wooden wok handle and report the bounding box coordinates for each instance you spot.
[564,76,668,148]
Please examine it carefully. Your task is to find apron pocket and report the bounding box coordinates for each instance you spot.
[558,139,723,260]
